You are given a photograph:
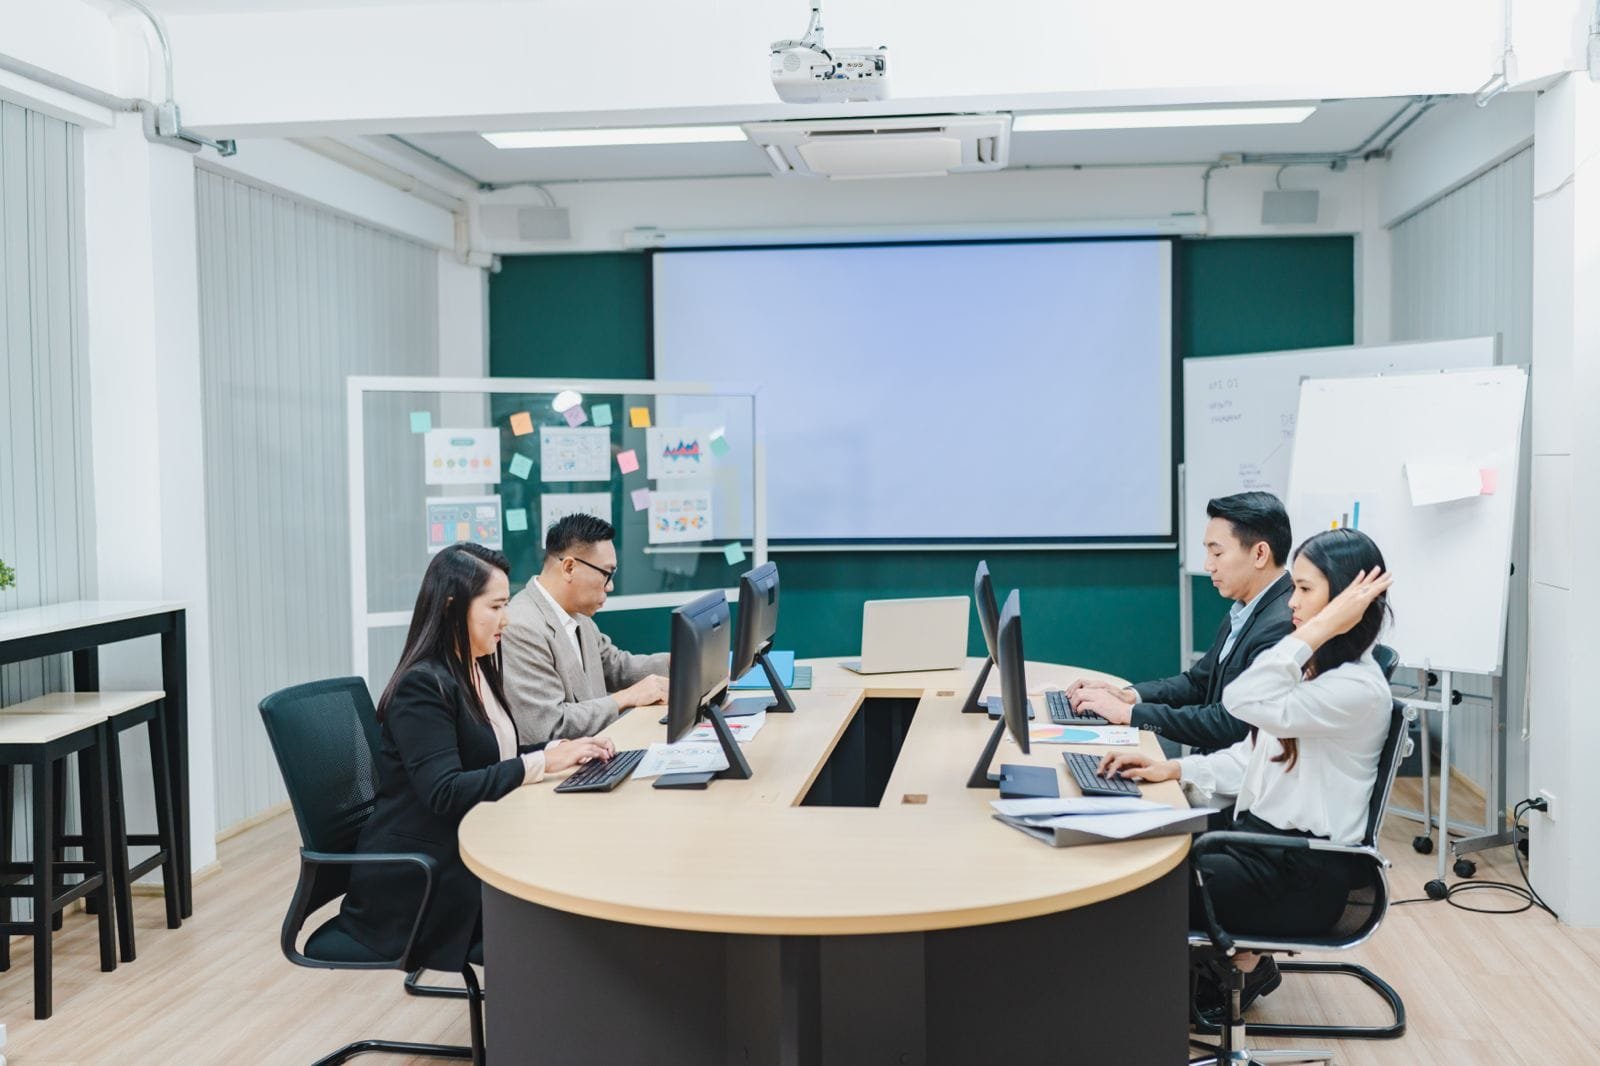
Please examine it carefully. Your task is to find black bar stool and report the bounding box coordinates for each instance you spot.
[0,710,118,1019]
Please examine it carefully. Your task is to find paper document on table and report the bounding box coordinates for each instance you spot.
[685,710,766,745]
[995,807,1213,847]
[631,741,730,779]
[1403,460,1483,506]
[990,797,1168,818]
[1025,724,1140,746]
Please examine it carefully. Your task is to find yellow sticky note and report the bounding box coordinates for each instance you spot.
[510,412,533,436]
[629,406,652,429]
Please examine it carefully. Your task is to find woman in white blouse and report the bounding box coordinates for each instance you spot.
[1099,527,1394,1012]
[339,543,613,973]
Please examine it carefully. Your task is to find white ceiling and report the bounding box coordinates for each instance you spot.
[389,97,1418,187]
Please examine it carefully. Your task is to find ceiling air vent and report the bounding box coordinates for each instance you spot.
[743,115,1010,179]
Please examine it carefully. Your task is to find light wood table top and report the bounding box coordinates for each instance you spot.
[460,657,1189,936]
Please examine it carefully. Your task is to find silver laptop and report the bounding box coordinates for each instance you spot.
[839,596,970,674]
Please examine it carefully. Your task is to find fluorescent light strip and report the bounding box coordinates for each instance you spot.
[483,126,747,149]
[1013,105,1316,133]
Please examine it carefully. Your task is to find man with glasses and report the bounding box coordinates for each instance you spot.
[502,513,670,743]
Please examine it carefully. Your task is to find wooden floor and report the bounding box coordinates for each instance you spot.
[2,779,1597,1064]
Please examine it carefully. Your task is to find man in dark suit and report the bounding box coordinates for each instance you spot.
[1070,491,1295,754]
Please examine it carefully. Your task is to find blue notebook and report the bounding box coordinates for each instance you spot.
[729,650,795,690]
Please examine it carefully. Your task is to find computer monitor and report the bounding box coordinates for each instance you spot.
[966,590,1056,797]
[961,561,1001,714]
[663,590,751,782]
[726,562,797,716]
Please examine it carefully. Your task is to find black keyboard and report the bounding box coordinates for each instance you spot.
[1047,689,1110,726]
[1063,751,1143,797]
[554,748,646,793]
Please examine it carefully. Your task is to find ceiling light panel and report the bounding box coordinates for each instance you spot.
[1013,106,1316,133]
[483,126,748,149]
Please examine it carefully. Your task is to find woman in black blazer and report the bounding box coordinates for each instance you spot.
[340,543,612,971]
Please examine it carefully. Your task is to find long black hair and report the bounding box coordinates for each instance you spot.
[1258,528,1393,771]
[377,542,512,725]
[1294,528,1392,679]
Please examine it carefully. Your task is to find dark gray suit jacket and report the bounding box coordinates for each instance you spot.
[1129,572,1295,753]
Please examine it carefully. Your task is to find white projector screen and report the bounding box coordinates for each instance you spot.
[652,240,1173,542]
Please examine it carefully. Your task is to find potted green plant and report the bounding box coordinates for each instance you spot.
[0,557,14,591]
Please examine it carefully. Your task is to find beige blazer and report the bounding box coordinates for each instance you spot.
[501,580,670,743]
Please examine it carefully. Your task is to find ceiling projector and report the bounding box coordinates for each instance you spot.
[771,1,888,104]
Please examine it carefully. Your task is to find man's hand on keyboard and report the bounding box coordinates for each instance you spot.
[1072,688,1135,724]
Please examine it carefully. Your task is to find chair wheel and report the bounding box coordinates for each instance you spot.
[1412,835,1434,854]
[1425,879,1449,900]
[1454,859,1477,878]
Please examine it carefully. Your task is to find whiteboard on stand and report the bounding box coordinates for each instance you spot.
[1181,337,1497,573]
[1285,366,1527,675]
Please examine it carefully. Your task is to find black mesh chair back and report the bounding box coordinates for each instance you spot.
[1373,643,1400,681]
[258,677,381,912]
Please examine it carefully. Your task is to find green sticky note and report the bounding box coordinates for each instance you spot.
[709,433,731,457]
[509,453,533,480]
[722,542,746,566]
[409,411,432,434]
[506,508,529,532]
[591,403,614,427]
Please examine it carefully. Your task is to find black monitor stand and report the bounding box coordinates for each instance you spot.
[960,656,994,714]
[965,717,1058,798]
[656,697,752,789]
[725,648,799,716]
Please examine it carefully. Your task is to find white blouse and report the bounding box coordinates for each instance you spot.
[1177,635,1391,845]
[478,667,553,785]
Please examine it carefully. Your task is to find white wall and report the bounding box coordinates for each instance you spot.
[82,111,219,876]
[1527,72,1600,925]
[1382,94,1536,226]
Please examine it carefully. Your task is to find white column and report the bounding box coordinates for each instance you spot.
[438,252,488,425]
[81,112,218,877]
[1355,158,1392,345]
[1527,72,1600,925]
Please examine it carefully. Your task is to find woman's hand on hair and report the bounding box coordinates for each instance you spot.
[1303,567,1394,647]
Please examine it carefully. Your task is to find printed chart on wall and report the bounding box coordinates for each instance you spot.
[425,428,501,485]
[540,426,611,482]
[649,489,714,545]
[539,492,613,540]
[425,496,504,554]
[646,427,712,480]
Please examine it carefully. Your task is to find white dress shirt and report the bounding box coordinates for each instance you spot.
[534,576,583,666]
[1217,572,1283,663]
[1177,635,1391,845]
[478,666,554,785]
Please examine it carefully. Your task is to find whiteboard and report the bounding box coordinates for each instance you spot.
[1285,367,1526,674]
[1182,338,1497,572]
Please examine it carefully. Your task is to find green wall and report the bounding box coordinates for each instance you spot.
[490,237,1354,679]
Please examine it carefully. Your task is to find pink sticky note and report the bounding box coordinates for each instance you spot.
[631,487,652,511]
[1479,468,1498,495]
[564,405,588,428]
[617,449,639,474]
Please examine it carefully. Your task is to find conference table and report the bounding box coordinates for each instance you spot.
[459,657,1193,1065]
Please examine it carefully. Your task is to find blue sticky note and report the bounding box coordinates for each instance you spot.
[729,650,795,689]
[505,508,529,532]
[409,411,432,434]
[722,542,746,566]
[591,403,614,427]
[509,453,533,480]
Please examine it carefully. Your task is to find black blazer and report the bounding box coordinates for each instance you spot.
[1129,572,1295,753]
[340,660,543,972]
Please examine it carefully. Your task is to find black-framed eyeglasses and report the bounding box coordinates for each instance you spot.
[564,556,617,585]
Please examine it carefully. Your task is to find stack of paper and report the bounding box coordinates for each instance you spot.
[685,709,767,745]
[631,742,730,780]
[1024,724,1140,746]
[990,797,1214,847]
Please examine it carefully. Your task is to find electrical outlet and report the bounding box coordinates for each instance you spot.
[1538,789,1558,821]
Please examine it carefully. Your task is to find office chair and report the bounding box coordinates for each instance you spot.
[1188,700,1412,1064]
[259,677,485,1065]
[1373,643,1399,682]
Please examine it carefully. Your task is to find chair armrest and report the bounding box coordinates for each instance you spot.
[280,849,439,971]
